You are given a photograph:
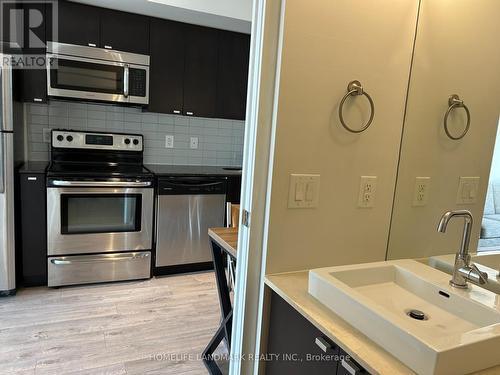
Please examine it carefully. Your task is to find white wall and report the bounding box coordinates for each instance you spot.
[73,0,252,33]
[387,0,500,260]
[263,0,419,274]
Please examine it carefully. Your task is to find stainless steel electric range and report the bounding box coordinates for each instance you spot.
[46,130,154,287]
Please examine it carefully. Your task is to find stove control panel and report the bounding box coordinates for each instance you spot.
[52,130,143,151]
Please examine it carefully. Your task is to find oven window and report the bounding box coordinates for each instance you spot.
[61,194,142,234]
[50,58,124,94]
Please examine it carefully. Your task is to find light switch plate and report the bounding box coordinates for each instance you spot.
[165,135,174,148]
[43,128,51,143]
[358,176,377,208]
[456,177,480,205]
[190,137,199,149]
[413,177,431,207]
[288,174,320,208]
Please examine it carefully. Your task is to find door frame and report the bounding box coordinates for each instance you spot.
[229,0,285,374]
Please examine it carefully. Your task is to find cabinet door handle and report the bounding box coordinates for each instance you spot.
[104,45,113,50]
[341,359,361,375]
[27,177,37,181]
[314,337,331,353]
[88,43,97,47]
[186,111,194,116]
[33,98,43,103]
[173,110,181,114]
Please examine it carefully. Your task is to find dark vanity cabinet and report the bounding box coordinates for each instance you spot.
[266,291,369,375]
[17,169,47,286]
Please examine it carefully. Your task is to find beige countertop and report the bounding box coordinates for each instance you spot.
[264,271,500,375]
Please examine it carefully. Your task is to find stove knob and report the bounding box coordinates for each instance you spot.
[66,135,73,142]
[124,138,131,145]
[133,139,139,146]
[56,135,64,142]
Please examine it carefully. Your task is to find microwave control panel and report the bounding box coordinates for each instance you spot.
[52,130,143,151]
[129,68,147,98]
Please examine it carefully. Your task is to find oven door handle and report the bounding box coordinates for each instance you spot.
[51,253,150,265]
[51,180,152,187]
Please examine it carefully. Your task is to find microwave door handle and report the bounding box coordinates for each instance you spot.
[123,64,129,98]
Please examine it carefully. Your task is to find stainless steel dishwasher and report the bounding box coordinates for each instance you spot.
[155,176,227,271]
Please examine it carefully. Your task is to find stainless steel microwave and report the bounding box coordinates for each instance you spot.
[46,42,149,105]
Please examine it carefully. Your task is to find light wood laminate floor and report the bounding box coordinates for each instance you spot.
[0,272,227,375]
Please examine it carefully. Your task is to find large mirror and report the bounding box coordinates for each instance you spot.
[386,0,500,261]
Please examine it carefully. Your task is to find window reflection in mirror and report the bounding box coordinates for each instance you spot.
[479,118,500,254]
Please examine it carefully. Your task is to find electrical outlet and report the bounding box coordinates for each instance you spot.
[413,177,431,207]
[457,177,480,205]
[43,128,51,143]
[358,176,377,208]
[165,135,174,148]
[190,137,199,149]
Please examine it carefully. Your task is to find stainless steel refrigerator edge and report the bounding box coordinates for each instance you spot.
[0,55,16,296]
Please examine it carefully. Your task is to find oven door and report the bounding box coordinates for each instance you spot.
[46,54,149,105]
[47,186,154,255]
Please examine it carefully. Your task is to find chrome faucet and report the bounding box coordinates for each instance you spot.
[437,210,488,289]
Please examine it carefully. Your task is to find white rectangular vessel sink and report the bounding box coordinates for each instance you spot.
[309,259,500,375]
[429,253,500,295]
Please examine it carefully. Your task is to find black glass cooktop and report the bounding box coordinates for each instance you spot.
[47,162,153,178]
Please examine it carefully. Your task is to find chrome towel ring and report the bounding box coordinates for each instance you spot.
[444,94,471,140]
[338,80,375,133]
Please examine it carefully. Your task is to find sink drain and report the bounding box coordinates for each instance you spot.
[406,309,428,321]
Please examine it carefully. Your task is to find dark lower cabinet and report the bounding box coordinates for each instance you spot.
[266,291,369,375]
[17,170,47,286]
[149,18,186,115]
[182,25,219,118]
[216,31,250,120]
[227,175,242,204]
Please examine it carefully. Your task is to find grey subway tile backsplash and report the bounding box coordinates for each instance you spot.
[26,100,244,167]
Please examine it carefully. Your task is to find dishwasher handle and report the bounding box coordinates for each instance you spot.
[158,179,227,194]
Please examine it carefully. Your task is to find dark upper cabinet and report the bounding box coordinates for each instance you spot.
[182,25,219,118]
[149,19,185,114]
[16,2,48,102]
[18,69,47,103]
[216,31,250,120]
[100,9,150,54]
[55,1,149,54]
[55,1,100,47]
